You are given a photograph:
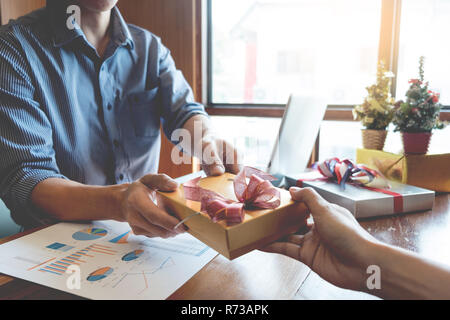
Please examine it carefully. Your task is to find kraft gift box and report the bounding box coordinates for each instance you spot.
[158,173,308,260]
[356,148,450,193]
[285,172,435,219]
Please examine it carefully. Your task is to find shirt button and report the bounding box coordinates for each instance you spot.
[119,174,124,181]
[107,104,112,111]
[113,139,120,148]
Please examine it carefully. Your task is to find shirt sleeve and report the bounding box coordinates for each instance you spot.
[0,31,66,227]
[157,40,209,143]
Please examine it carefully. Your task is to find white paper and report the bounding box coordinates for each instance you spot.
[0,220,217,300]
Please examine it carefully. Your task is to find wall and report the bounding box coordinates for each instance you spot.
[0,0,45,24]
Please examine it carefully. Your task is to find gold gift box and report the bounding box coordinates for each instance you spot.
[356,148,450,192]
[158,173,308,260]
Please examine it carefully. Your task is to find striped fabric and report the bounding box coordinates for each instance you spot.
[0,2,207,228]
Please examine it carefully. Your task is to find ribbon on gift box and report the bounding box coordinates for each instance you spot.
[297,158,404,213]
[182,167,281,225]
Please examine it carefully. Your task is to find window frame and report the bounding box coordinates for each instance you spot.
[204,0,450,121]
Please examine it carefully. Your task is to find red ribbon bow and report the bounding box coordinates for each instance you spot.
[183,167,281,225]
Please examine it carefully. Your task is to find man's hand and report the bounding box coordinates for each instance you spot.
[263,187,380,292]
[201,138,241,176]
[120,174,186,239]
[181,115,242,177]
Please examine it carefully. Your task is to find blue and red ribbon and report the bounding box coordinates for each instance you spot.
[299,158,404,214]
[314,158,380,190]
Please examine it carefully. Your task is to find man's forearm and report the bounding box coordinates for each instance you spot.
[31,178,128,222]
[368,242,450,299]
[180,114,213,159]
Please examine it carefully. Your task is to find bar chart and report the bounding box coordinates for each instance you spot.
[38,244,118,276]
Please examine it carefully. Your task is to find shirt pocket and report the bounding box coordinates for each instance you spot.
[127,87,161,138]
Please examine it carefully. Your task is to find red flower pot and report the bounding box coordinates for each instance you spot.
[402,132,432,155]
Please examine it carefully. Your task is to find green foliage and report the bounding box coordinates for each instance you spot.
[353,61,395,130]
[393,57,445,133]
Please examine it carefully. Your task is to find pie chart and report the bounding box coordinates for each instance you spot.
[122,249,144,262]
[72,227,108,241]
[109,230,131,244]
[87,267,114,282]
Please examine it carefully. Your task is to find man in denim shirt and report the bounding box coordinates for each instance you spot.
[0,0,240,235]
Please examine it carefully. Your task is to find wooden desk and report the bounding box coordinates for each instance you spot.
[0,194,448,300]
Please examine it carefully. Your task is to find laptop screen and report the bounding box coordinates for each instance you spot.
[267,94,327,176]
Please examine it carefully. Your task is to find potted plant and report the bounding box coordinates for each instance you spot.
[393,56,445,155]
[353,61,395,150]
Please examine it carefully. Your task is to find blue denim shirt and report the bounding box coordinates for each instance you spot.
[0,2,207,227]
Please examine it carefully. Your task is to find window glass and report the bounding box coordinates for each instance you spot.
[211,0,382,105]
[210,116,281,169]
[319,122,450,161]
[397,0,450,106]
[210,117,450,171]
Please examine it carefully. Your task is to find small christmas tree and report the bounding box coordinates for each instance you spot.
[393,56,445,133]
[353,61,395,130]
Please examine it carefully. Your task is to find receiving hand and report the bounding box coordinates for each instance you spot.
[120,173,186,238]
[263,187,381,292]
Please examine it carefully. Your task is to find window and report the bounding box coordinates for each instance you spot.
[396,0,450,106]
[209,0,382,105]
[207,0,449,168]
[208,0,450,110]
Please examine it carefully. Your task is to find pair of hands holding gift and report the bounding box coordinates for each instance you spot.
[121,133,379,295]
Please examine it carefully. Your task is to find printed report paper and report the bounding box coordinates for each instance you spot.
[0,220,217,299]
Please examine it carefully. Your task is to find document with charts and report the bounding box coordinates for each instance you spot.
[0,220,217,300]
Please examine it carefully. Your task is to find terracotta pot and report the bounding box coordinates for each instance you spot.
[361,129,388,150]
[402,132,432,155]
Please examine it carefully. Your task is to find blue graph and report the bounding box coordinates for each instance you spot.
[46,242,75,252]
[122,250,144,262]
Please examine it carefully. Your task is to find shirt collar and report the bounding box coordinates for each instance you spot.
[49,0,134,50]
[48,0,82,47]
[110,7,135,50]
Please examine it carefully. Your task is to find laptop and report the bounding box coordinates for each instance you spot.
[267,94,328,186]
